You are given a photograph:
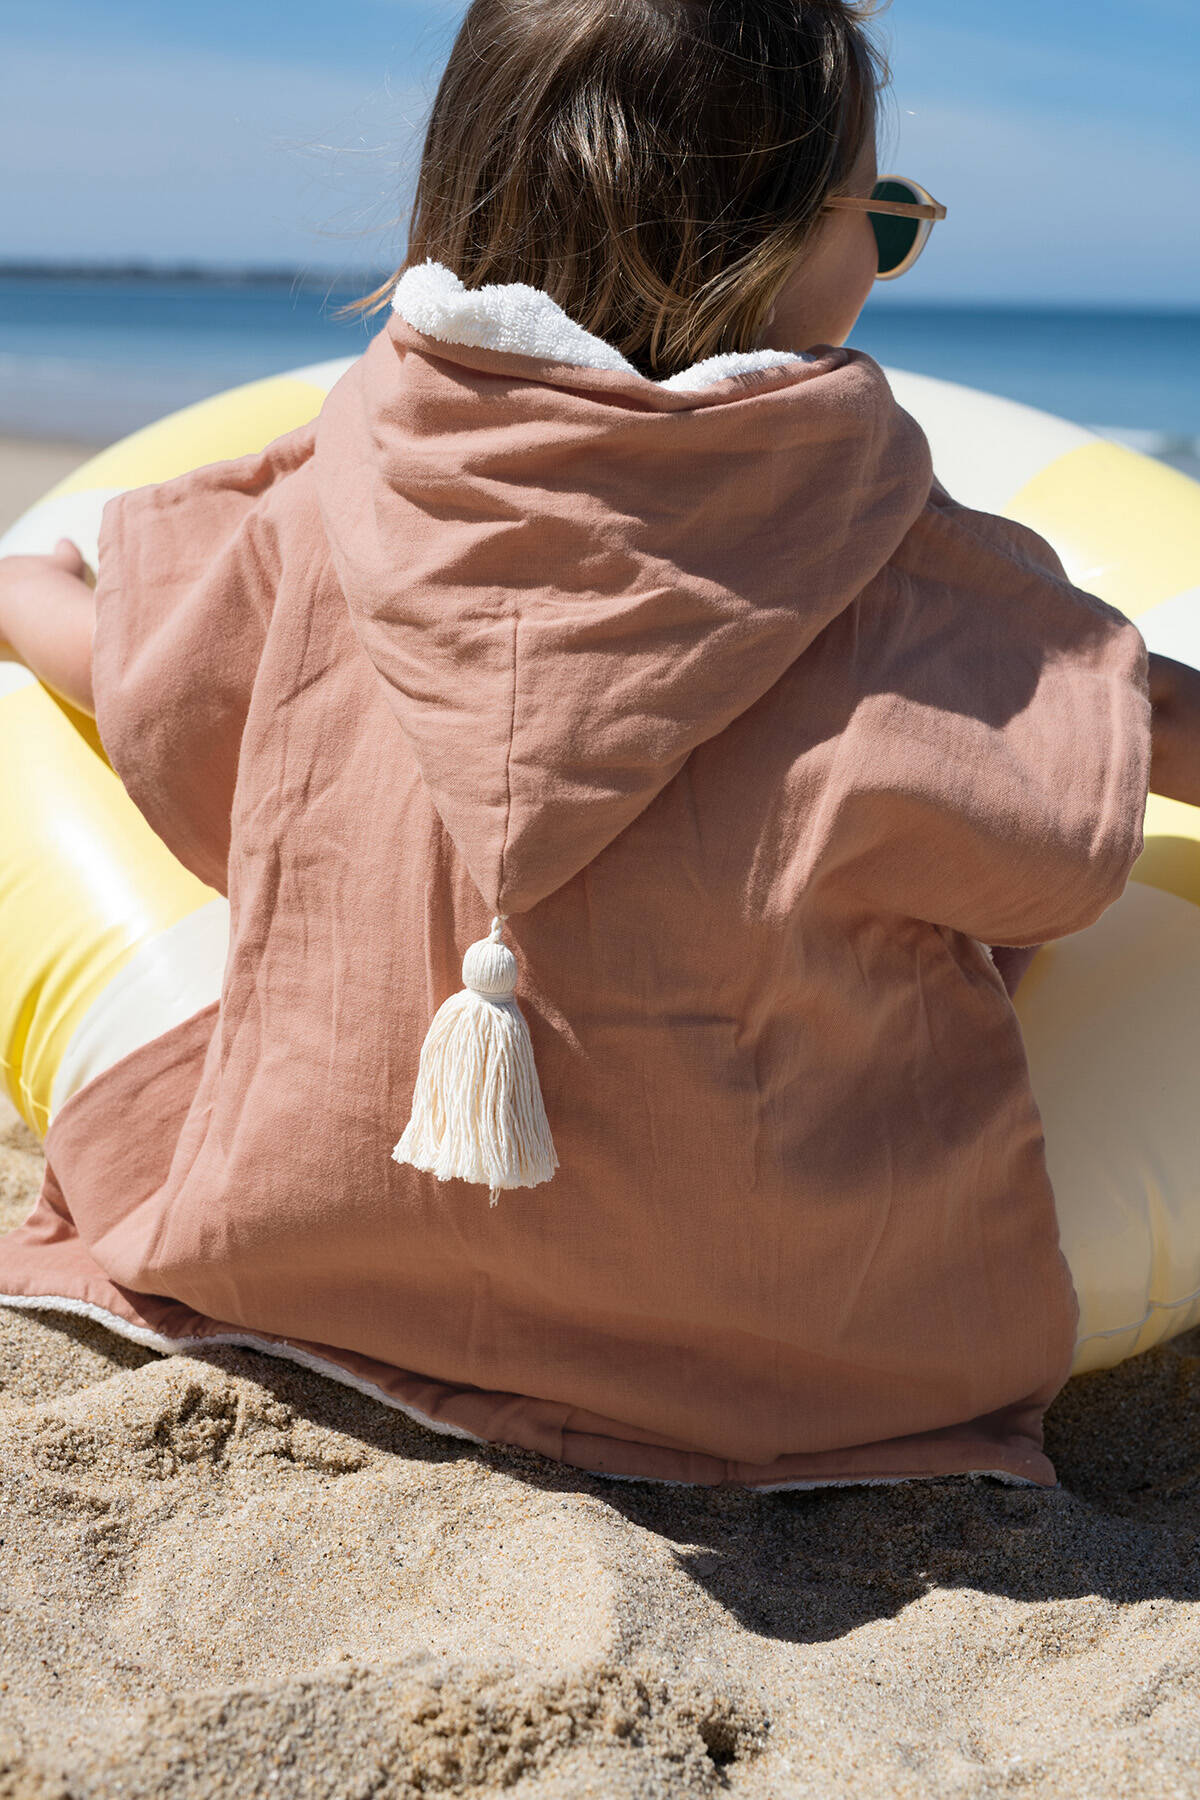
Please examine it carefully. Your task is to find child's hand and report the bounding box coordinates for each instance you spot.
[0,539,95,641]
[0,539,97,714]
[0,537,93,603]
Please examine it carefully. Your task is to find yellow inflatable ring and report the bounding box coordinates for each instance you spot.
[2,357,1199,1379]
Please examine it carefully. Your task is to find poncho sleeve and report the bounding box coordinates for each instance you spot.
[91,423,316,896]
[824,491,1152,948]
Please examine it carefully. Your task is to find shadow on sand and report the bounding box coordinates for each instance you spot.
[18,1304,1200,1650]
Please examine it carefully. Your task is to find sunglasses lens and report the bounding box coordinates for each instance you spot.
[871,179,922,276]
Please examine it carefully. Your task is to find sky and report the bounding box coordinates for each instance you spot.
[2,0,1198,305]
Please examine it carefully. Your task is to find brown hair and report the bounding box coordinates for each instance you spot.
[360,0,883,377]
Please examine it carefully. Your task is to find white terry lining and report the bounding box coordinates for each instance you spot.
[392,261,812,395]
[0,1292,1042,1492]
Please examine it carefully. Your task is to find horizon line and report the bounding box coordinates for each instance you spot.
[1,261,1197,314]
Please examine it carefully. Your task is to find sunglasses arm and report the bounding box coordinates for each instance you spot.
[826,196,947,222]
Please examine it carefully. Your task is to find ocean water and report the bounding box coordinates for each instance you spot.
[1,275,1198,459]
[0,276,378,442]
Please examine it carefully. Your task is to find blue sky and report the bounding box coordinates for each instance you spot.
[3,0,1197,303]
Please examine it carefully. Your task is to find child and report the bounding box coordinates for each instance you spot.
[3,0,1199,1490]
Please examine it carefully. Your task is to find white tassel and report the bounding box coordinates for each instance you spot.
[392,918,559,1205]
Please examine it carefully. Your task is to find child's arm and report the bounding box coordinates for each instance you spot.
[1147,652,1200,808]
[0,541,96,715]
[988,652,1200,998]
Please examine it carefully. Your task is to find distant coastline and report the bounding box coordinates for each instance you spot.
[0,261,390,288]
[2,264,1197,313]
[1,269,1198,457]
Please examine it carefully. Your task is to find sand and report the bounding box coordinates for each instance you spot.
[6,439,1200,1796]
[3,1089,1200,1799]
[0,436,95,537]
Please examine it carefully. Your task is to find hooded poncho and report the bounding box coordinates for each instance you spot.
[0,267,1151,1488]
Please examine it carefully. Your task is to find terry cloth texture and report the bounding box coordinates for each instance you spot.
[0,266,1151,1488]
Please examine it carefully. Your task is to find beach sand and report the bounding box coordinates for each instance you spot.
[0,435,96,536]
[4,1095,1200,1799]
[4,443,1200,1796]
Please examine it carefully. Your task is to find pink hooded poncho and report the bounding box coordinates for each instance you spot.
[0,267,1151,1488]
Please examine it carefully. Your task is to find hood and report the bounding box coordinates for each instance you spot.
[314,262,932,917]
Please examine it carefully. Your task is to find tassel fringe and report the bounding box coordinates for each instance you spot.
[392,918,558,1205]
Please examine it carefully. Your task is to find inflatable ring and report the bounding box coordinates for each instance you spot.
[2,357,1199,1379]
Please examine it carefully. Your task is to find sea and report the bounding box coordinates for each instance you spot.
[1,273,1198,474]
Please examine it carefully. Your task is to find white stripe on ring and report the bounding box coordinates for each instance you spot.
[883,368,1096,515]
[0,486,126,568]
[1135,585,1200,673]
[49,897,231,1120]
[0,657,38,698]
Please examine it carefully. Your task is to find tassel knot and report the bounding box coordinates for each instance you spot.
[392,917,559,1205]
[461,920,518,1000]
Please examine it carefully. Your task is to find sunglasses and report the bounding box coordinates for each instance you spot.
[825,175,948,280]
